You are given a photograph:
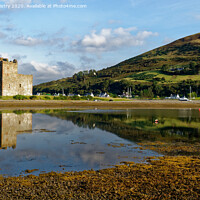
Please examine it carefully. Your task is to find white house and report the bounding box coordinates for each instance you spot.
[84,92,94,97]
[99,92,110,98]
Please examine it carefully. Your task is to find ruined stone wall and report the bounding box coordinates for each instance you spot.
[2,73,33,96]
[0,113,32,149]
[1,60,18,74]
[0,59,33,96]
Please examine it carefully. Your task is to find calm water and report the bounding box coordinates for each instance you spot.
[0,109,199,176]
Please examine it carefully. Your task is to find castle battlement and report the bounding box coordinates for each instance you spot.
[0,57,18,63]
[0,57,33,96]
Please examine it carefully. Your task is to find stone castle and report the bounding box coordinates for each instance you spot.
[0,58,33,96]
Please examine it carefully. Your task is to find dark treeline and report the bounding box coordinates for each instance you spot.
[34,77,200,98]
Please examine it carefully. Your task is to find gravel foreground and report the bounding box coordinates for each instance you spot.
[0,156,199,199]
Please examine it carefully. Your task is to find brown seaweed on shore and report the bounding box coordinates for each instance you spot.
[0,156,199,199]
[139,141,200,156]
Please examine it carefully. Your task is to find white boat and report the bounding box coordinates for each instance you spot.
[179,96,191,101]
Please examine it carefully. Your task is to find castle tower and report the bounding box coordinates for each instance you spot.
[0,58,33,96]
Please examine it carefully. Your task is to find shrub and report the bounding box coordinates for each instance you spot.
[53,96,59,100]
[13,110,27,114]
[13,95,27,100]
[71,95,81,100]
[30,95,38,100]
[44,96,51,100]
[53,95,68,100]
[81,96,93,100]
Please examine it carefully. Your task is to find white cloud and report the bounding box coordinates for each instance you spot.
[0,52,9,58]
[136,31,158,40]
[0,52,27,62]
[13,36,43,46]
[11,34,68,48]
[81,30,108,47]
[19,61,77,85]
[71,27,158,53]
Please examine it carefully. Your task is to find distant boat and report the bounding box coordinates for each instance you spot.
[179,96,191,101]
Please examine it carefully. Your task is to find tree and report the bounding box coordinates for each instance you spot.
[154,84,163,96]
[140,87,154,98]
[189,61,196,74]
[161,64,169,72]
[100,80,109,92]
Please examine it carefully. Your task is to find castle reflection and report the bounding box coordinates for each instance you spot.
[0,113,32,149]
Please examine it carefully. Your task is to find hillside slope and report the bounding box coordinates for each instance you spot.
[99,33,200,75]
[34,33,200,97]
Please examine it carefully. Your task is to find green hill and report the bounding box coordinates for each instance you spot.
[33,33,200,97]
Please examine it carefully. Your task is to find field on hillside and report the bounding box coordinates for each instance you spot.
[125,70,200,83]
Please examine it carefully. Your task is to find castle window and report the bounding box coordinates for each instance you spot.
[19,84,21,88]
[8,84,10,88]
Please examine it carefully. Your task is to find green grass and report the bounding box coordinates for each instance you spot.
[1,96,14,100]
[94,97,131,101]
[128,72,156,80]
[0,95,131,101]
[125,70,200,83]
[156,71,200,83]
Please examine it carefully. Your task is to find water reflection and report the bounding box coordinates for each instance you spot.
[49,109,200,143]
[0,113,32,149]
[0,109,199,176]
[0,111,160,176]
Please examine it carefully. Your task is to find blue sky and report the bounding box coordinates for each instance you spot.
[0,0,200,85]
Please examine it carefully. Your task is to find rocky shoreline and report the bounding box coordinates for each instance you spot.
[0,99,199,109]
[0,155,199,199]
[0,140,199,199]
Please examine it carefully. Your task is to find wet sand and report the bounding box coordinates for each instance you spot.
[0,99,200,110]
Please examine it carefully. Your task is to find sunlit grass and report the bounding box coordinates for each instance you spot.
[125,70,200,83]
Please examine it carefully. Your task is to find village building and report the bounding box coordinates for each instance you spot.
[165,94,180,99]
[0,58,33,96]
[99,92,110,98]
[84,92,94,97]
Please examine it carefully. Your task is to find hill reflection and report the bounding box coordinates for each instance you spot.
[0,109,199,151]
[45,109,200,143]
